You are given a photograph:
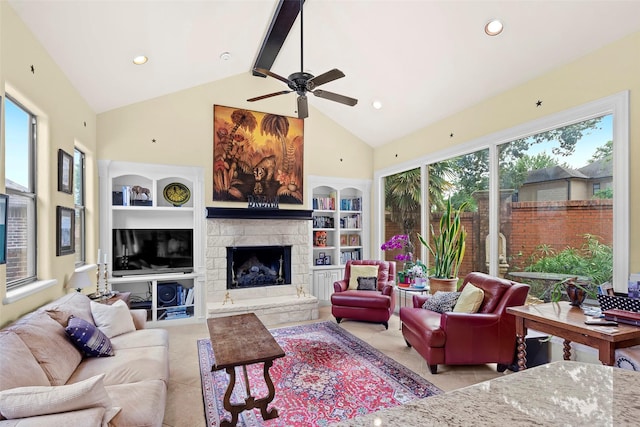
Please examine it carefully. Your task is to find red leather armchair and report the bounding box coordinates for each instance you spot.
[400,272,529,374]
[331,260,396,329]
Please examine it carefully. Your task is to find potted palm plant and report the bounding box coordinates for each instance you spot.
[418,199,468,294]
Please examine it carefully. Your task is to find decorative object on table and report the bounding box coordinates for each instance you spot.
[381,234,414,283]
[549,277,596,306]
[55,206,75,256]
[162,182,190,207]
[418,198,467,294]
[197,321,441,427]
[66,270,92,293]
[213,105,304,204]
[57,149,73,194]
[323,255,331,265]
[0,194,7,264]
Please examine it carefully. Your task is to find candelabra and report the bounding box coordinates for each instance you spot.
[102,262,111,297]
[222,291,234,305]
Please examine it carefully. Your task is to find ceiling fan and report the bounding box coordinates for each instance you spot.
[247,0,358,119]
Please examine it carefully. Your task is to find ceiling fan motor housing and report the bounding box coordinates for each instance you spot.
[288,72,315,93]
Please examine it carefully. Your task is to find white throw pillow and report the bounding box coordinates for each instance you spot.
[0,374,121,426]
[90,300,136,338]
[348,265,380,290]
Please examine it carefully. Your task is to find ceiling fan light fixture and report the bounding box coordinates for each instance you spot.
[133,55,148,65]
[484,19,503,36]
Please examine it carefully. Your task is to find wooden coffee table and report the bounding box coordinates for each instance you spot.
[508,302,640,369]
[206,313,285,427]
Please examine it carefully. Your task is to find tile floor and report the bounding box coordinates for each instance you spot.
[162,306,511,427]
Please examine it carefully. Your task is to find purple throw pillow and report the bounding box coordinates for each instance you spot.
[65,315,114,357]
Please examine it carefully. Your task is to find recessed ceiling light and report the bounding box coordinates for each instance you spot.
[219,51,232,61]
[133,55,148,65]
[372,100,383,110]
[484,19,503,36]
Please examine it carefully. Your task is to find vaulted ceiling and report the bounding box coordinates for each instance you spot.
[8,0,640,147]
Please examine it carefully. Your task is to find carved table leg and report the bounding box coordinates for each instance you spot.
[563,339,572,360]
[254,360,279,420]
[516,334,528,371]
[220,367,240,427]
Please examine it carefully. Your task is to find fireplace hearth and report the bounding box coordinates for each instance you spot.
[227,246,292,289]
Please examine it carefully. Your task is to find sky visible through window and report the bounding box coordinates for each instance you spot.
[4,98,30,190]
[526,114,613,169]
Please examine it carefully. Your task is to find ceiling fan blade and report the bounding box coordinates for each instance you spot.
[297,95,309,119]
[312,89,358,106]
[247,90,292,102]
[253,68,292,85]
[307,68,345,89]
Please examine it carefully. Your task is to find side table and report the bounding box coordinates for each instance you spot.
[396,285,429,330]
[91,291,131,308]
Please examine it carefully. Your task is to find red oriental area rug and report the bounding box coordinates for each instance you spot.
[198,321,441,426]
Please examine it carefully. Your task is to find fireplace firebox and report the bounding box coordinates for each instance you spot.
[226,246,292,289]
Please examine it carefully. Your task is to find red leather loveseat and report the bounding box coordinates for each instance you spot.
[400,272,529,373]
[331,260,396,329]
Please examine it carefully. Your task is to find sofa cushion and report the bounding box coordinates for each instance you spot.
[0,374,120,426]
[67,345,169,386]
[348,265,380,290]
[0,331,50,393]
[331,290,390,309]
[109,328,169,351]
[357,276,378,291]
[65,316,114,357]
[90,300,136,338]
[453,283,485,313]
[106,380,167,427]
[422,291,461,313]
[7,312,82,386]
[41,292,95,326]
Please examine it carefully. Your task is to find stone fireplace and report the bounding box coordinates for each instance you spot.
[226,245,292,289]
[205,208,319,325]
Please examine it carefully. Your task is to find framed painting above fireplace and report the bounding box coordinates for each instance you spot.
[213,105,304,204]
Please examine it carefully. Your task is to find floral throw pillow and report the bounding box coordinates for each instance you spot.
[422,291,462,313]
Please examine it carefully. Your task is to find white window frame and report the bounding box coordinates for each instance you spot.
[374,91,629,293]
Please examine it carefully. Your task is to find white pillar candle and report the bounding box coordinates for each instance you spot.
[103,253,108,265]
[98,248,101,263]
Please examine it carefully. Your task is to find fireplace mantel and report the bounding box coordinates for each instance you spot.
[205,207,313,220]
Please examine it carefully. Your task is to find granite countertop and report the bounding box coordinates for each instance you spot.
[332,361,639,426]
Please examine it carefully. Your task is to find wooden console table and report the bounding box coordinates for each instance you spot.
[507,301,640,369]
[207,313,285,427]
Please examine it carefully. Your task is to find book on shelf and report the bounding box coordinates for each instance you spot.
[313,194,336,210]
[340,213,361,229]
[185,287,194,305]
[340,197,361,211]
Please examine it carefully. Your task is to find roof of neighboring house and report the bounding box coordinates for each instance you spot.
[578,158,613,179]
[523,158,613,185]
[523,165,588,184]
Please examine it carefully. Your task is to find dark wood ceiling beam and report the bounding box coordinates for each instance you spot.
[252,0,304,77]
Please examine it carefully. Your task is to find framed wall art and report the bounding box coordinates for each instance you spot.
[0,194,7,264]
[58,149,73,194]
[213,105,304,204]
[56,206,75,256]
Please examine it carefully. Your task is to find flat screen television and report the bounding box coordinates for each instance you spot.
[112,228,193,277]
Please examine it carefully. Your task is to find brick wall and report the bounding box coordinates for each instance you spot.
[383,198,613,278]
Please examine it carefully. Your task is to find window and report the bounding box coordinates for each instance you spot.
[74,148,86,265]
[4,96,37,289]
[498,115,614,297]
[375,92,629,293]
